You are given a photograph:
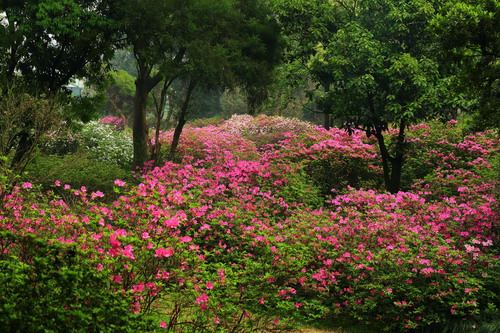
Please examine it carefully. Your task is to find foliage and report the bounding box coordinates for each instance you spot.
[273,0,469,193]
[0,230,150,332]
[431,0,500,131]
[0,0,118,93]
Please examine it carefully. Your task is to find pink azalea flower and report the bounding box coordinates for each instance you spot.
[180,235,192,243]
[195,293,209,305]
[114,179,126,187]
[155,247,174,258]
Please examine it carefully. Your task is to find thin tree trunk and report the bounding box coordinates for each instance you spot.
[374,128,393,192]
[319,76,331,130]
[168,79,198,161]
[389,119,406,193]
[165,93,175,129]
[152,80,170,164]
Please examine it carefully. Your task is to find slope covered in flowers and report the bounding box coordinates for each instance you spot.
[1,116,498,332]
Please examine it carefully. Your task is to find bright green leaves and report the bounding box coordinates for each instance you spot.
[384,54,440,122]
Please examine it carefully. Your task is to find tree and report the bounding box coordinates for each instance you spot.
[0,0,120,171]
[276,0,457,193]
[110,0,281,167]
[272,0,342,128]
[101,69,135,127]
[431,0,499,130]
[0,0,118,94]
[165,0,281,161]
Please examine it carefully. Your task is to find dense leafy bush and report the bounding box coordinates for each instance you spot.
[24,153,133,195]
[0,231,150,332]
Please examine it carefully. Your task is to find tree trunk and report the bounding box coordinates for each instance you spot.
[374,120,406,194]
[323,112,331,130]
[132,76,150,168]
[168,79,197,161]
[132,64,162,168]
[10,130,33,169]
[165,94,175,129]
[389,119,406,192]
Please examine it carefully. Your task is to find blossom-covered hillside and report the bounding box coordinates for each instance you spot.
[1,116,498,332]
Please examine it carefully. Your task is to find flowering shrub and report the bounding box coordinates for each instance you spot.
[262,189,498,331]
[79,121,133,166]
[1,116,498,332]
[0,231,149,332]
[157,125,259,164]
[100,115,125,131]
[260,127,382,195]
[401,120,499,192]
[220,114,315,147]
[42,126,82,156]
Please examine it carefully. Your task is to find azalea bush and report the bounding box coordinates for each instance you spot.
[220,114,315,147]
[1,116,498,332]
[401,120,499,192]
[100,115,125,131]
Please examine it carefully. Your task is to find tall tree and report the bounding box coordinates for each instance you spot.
[431,0,499,130]
[110,0,281,167]
[272,0,342,128]
[276,0,457,193]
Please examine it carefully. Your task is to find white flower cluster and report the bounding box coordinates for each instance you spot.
[79,121,133,166]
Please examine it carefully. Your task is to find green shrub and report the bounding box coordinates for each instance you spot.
[0,231,151,332]
[24,153,133,195]
[304,156,383,196]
